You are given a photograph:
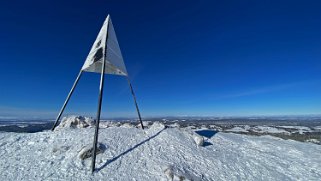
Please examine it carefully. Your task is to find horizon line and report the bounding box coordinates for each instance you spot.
[1,113,321,121]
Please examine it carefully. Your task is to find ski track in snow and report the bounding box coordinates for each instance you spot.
[0,123,320,180]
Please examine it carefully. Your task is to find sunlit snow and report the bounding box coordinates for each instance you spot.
[0,120,320,180]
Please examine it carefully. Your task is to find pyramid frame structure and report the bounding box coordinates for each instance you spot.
[51,15,144,173]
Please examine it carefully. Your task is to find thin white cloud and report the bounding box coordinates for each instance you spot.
[215,80,318,100]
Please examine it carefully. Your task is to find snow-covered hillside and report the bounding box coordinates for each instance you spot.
[0,121,320,180]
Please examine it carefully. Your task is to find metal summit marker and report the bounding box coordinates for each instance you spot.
[51,15,144,173]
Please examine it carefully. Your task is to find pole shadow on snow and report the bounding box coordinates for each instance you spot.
[195,130,218,147]
[97,127,166,171]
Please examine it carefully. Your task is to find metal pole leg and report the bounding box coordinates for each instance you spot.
[126,78,144,130]
[91,61,106,173]
[51,70,83,131]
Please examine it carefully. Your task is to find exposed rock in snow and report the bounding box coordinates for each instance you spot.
[163,166,201,181]
[306,139,320,144]
[141,121,152,128]
[277,126,312,134]
[314,126,321,131]
[52,145,70,155]
[100,121,121,128]
[253,126,290,134]
[164,167,174,180]
[55,116,94,130]
[78,143,107,160]
[193,134,204,146]
[186,125,196,129]
[226,126,249,133]
[209,125,222,131]
[168,123,181,128]
[120,123,135,128]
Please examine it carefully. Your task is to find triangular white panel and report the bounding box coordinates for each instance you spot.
[105,18,127,75]
[81,15,128,76]
[81,16,108,72]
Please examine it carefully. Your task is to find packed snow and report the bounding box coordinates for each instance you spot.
[223,125,318,135]
[253,126,290,134]
[225,126,249,133]
[0,119,320,180]
[277,126,313,134]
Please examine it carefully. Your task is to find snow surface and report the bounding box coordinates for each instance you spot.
[277,126,313,134]
[225,126,249,133]
[0,122,321,180]
[54,116,95,130]
[278,126,311,130]
[306,139,321,144]
[253,126,290,134]
[314,126,321,131]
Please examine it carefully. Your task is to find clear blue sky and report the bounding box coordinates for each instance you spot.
[0,0,320,119]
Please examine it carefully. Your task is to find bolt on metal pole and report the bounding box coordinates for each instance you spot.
[51,70,83,131]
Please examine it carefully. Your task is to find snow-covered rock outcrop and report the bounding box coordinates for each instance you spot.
[193,134,204,146]
[78,143,107,160]
[164,166,201,181]
[54,116,95,130]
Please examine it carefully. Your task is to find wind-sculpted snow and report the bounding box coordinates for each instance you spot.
[0,123,320,180]
[54,116,95,130]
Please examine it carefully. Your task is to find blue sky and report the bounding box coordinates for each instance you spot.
[0,0,320,119]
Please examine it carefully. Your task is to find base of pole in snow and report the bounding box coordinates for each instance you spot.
[91,60,106,173]
[91,88,105,173]
[91,117,101,173]
[91,87,105,173]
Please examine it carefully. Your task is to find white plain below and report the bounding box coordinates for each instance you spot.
[0,123,320,180]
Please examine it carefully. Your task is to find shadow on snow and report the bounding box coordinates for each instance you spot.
[97,127,166,172]
[195,129,218,147]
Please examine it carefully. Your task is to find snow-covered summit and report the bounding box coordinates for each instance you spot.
[54,116,95,130]
[0,121,320,180]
